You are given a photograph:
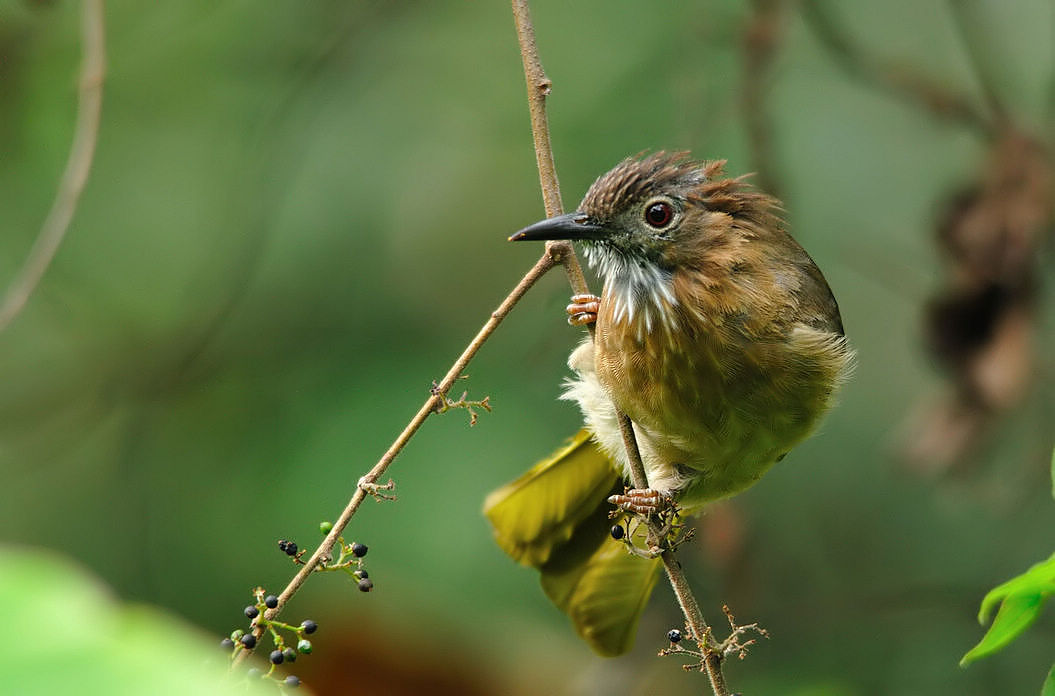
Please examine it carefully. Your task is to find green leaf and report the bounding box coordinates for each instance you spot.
[961,592,1045,666]
[1,547,274,696]
[1043,663,1055,696]
[961,552,1055,667]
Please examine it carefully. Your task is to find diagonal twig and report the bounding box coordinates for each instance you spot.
[233,248,563,666]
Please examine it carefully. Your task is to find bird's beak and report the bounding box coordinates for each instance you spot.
[509,212,607,242]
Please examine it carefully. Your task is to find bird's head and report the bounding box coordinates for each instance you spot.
[511,152,790,334]
[511,152,759,281]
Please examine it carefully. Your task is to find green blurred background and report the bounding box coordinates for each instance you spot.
[1,1,1052,694]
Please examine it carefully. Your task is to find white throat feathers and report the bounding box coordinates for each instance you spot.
[584,244,677,338]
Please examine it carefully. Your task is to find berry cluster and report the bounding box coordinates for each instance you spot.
[277,539,299,558]
[313,521,374,592]
[223,587,320,690]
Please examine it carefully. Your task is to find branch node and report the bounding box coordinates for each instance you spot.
[430,379,492,426]
[357,477,397,502]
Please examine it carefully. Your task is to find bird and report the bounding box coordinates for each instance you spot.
[484,151,853,656]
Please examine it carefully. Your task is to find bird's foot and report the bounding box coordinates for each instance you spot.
[566,293,600,326]
[608,488,673,516]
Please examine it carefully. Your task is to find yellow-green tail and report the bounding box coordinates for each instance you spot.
[484,430,662,656]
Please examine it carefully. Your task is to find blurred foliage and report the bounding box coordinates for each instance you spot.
[0,1,1053,695]
[0,547,273,696]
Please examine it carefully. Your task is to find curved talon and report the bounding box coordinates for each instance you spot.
[566,293,601,326]
[607,488,672,516]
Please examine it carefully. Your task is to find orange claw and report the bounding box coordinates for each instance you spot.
[607,488,672,515]
[566,293,600,326]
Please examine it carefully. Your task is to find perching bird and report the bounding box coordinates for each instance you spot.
[485,152,853,656]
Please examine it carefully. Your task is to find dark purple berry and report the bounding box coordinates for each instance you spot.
[244,605,259,619]
[283,647,297,663]
[284,541,298,556]
[239,633,257,649]
[357,570,369,579]
[270,649,284,665]
[264,595,278,609]
[278,539,289,552]
[357,578,373,592]
[285,675,301,688]
[221,637,235,650]
[610,525,625,540]
[667,629,682,643]
[300,619,318,635]
[351,542,367,558]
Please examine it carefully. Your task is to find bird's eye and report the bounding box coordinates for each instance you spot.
[644,200,674,229]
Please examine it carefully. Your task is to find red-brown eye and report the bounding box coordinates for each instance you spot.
[644,201,673,228]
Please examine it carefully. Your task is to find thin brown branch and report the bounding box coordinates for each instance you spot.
[618,414,729,695]
[234,250,561,665]
[800,1,994,136]
[0,0,105,333]
[512,2,730,693]
[510,0,591,299]
[511,0,563,219]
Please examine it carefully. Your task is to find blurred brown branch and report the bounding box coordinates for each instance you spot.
[0,0,105,333]
[741,0,787,198]
[945,0,1008,126]
[794,1,1052,471]
[800,1,994,135]
[902,132,1052,471]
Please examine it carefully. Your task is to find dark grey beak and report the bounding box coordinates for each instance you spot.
[509,212,607,242]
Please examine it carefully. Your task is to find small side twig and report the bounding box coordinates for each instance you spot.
[0,0,105,333]
[431,379,492,426]
[718,604,770,660]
